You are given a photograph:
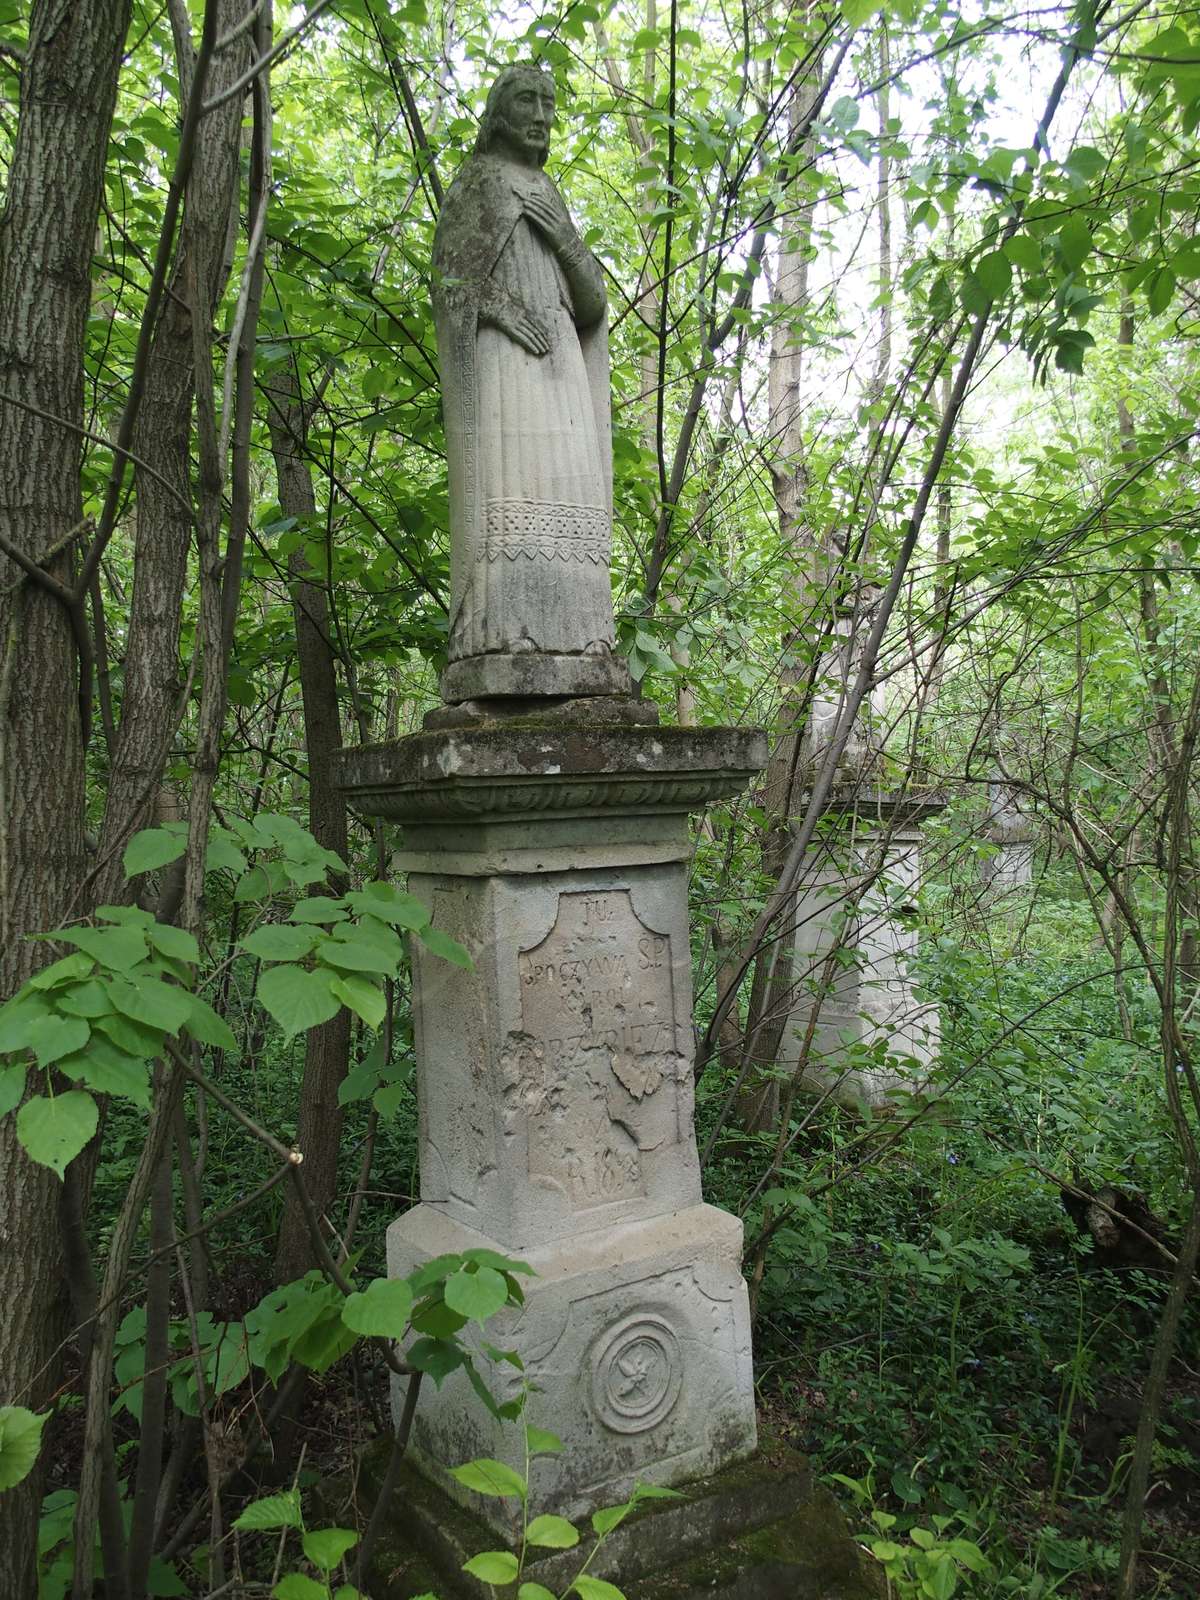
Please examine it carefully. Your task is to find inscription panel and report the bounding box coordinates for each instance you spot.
[506,891,678,1210]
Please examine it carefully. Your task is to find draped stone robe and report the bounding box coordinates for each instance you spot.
[432,154,616,682]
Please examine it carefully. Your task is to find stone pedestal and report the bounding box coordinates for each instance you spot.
[779,790,945,1111]
[981,781,1034,896]
[336,715,766,1537]
[346,1428,882,1600]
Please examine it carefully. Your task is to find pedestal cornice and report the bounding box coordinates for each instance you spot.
[335,723,768,826]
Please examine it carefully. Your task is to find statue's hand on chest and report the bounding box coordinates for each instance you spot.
[515,182,578,259]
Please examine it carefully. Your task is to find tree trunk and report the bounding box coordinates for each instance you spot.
[266,370,353,1282]
[94,0,250,905]
[0,0,133,1586]
[735,35,822,1134]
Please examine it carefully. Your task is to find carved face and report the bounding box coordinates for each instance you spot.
[495,74,556,165]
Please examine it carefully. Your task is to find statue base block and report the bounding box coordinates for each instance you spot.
[355,1431,882,1599]
[387,1204,758,1539]
[440,651,632,703]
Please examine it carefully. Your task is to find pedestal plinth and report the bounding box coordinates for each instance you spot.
[336,716,766,1535]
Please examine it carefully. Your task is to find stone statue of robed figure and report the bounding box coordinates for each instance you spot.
[433,64,629,703]
[331,63,851,1590]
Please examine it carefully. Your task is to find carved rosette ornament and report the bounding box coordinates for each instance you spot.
[590,1313,683,1435]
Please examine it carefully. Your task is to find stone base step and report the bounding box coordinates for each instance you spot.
[351,1431,881,1600]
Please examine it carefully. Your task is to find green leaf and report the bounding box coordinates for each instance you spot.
[373,1080,407,1117]
[57,923,147,972]
[291,896,349,924]
[570,1578,625,1600]
[462,1551,519,1584]
[924,1555,957,1599]
[144,923,200,964]
[1147,266,1176,316]
[1130,200,1158,242]
[292,1305,358,1374]
[341,1277,414,1337]
[463,1248,536,1276]
[58,1037,150,1107]
[449,1458,526,1499]
[444,1266,508,1322]
[959,271,990,318]
[591,1503,633,1535]
[25,1012,89,1068]
[16,1091,97,1178]
[407,1254,464,1292]
[1056,216,1091,270]
[123,824,188,878]
[337,1056,384,1106]
[411,1295,468,1337]
[319,923,404,975]
[1063,144,1104,182]
[108,976,192,1035]
[519,1587,558,1600]
[0,1063,24,1117]
[146,1556,190,1596]
[1003,234,1042,274]
[944,1539,989,1573]
[405,1337,467,1386]
[346,883,430,929]
[94,1010,161,1058]
[870,1539,903,1561]
[242,924,320,962]
[974,250,1011,299]
[417,926,472,968]
[53,980,110,1020]
[302,1528,359,1572]
[258,965,340,1040]
[0,1406,47,1489]
[184,993,238,1051]
[206,826,247,874]
[329,974,385,1030]
[234,1490,303,1530]
[524,1425,562,1456]
[525,1514,579,1549]
[272,1577,327,1600]
[28,953,94,990]
[841,0,882,24]
[234,865,272,903]
[0,992,49,1052]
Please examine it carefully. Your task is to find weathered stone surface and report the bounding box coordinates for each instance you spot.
[423,692,661,731]
[388,1205,756,1539]
[334,724,768,827]
[405,864,711,1246]
[442,651,630,703]
[433,64,627,701]
[356,1430,881,1600]
[780,789,945,1110]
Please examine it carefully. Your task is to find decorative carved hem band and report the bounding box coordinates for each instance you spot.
[484,498,610,564]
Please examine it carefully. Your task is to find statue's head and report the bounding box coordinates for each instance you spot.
[475,64,556,166]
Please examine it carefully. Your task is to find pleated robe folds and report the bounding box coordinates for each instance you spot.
[432,154,615,665]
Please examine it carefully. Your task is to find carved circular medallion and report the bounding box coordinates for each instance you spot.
[590,1313,681,1434]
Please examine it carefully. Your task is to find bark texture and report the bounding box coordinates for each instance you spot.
[0,0,133,1587]
[267,372,353,1282]
[93,0,250,904]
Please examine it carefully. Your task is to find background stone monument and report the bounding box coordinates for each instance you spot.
[337,64,877,1598]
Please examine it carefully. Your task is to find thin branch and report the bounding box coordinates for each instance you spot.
[201,0,336,114]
